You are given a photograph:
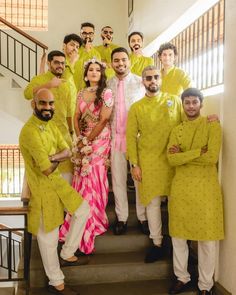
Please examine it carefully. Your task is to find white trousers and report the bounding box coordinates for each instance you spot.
[172,237,216,291]
[37,200,89,287]
[61,172,73,185]
[146,196,163,245]
[134,181,146,221]
[111,150,145,222]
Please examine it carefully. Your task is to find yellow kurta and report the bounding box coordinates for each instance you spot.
[130,53,154,77]
[64,57,78,115]
[167,117,224,241]
[19,115,83,235]
[95,43,119,79]
[24,71,73,173]
[73,46,101,91]
[126,92,182,205]
[161,66,191,96]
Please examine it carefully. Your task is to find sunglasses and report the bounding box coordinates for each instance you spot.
[144,75,159,81]
[82,32,94,36]
[103,30,113,34]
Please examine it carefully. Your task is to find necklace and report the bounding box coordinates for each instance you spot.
[87,86,98,92]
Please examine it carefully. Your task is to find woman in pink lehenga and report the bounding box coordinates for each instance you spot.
[59,58,113,254]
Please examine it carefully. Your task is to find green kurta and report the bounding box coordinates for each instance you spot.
[24,71,73,173]
[161,66,191,96]
[95,43,119,79]
[167,116,224,241]
[130,53,154,77]
[19,115,83,235]
[73,46,101,91]
[126,92,182,205]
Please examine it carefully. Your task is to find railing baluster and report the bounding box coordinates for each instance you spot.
[6,34,9,68]
[8,232,12,279]
[28,47,30,81]
[0,235,3,266]
[35,44,38,75]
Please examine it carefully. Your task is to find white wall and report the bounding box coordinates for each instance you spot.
[217,0,236,294]
[27,0,128,52]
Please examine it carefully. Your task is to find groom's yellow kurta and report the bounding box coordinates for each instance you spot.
[167,116,224,240]
[126,92,182,205]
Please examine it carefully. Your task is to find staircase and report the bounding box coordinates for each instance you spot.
[16,172,198,295]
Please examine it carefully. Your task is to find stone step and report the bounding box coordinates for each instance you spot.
[31,226,171,262]
[28,251,174,287]
[108,188,136,205]
[106,202,169,236]
[0,286,15,295]
[30,228,152,260]
[17,279,198,295]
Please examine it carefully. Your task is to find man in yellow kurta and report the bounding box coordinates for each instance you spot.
[158,42,192,96]
[95,25,119,79]
[19,89,89,295]
[73,22,101,91]
[167,88,224,295]
[128,32,154,77]
[24,50,74,182]
[62,34,83,114]
[126,65,182,263]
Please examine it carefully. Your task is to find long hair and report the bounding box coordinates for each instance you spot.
[84,60,107,106]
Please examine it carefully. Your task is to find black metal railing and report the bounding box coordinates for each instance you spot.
[153,0,225,91]
[0,145,24,198]
[0,226,22,273]
[0,16,48,81]
[0,207,31,295]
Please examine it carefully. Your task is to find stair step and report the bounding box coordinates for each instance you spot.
[28,251,174,287]
[17,279,198,295]
[108,188,136,204]
[0,286,15,295]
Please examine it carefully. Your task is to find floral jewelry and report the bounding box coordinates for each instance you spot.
[84,57,106,69]
[71,135,93,177]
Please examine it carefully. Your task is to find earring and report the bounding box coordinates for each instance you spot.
[84,77,88,81]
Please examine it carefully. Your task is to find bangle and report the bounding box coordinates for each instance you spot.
[131,164,137,168]
[51,160,59,164]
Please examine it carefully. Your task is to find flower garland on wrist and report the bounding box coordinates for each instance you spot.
[71,135,93,176]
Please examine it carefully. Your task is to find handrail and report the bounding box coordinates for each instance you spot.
[0,206,28,215]
[0,16,48,50]
[0,223,23,237]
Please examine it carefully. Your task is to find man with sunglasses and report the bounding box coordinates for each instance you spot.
[128,31,154,77]
[95,25,119,79]
[73,22,101,91]
[24,50,74,184]
[126,65,182,263]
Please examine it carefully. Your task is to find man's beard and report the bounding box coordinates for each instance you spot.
[34,107,54,122]
[146,84,159,93]
[132,44,141,52]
